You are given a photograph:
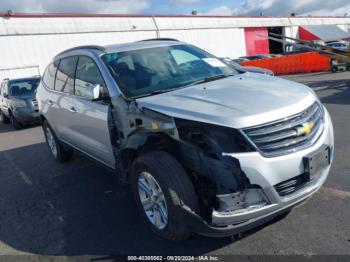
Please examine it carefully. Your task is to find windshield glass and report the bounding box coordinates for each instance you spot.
[9,78,40,97]
[102,44,237,98]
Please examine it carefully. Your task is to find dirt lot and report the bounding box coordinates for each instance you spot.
[0,71,349,257]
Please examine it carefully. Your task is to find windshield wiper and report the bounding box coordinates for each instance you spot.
[131,74,235,99]
[185,74,235,87]
[131,87,183,99]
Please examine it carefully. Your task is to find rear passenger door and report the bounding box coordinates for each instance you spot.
[53,56,79,144]
[69,56,115,168]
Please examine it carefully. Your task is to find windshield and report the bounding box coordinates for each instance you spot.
[102,44,237,98]
[9,78,40,97]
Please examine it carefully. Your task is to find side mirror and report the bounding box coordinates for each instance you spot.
[83,84,102,100]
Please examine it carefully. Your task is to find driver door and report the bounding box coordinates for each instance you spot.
[69,56,115,168]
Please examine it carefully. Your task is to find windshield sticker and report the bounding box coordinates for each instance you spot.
[202,58,227,67]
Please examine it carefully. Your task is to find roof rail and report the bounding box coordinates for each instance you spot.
[55,45,106,57]
[139,38,180,42]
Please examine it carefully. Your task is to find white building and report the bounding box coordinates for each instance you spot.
[0,13,350,81]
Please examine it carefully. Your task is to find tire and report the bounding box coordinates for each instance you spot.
[0,110,10,124]
[130,151,199,242]
[43,120,73,162]
[9,113,22,130]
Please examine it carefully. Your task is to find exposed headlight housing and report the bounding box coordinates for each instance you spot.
[175,118,255,154]
[11,99,27,108]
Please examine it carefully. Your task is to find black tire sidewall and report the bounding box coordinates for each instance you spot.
[0,111,5,123]
[130,151,197,241]
[43,121,60,161]
[10,113,21,129]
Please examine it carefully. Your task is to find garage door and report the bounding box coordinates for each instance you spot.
[244,27,270,56]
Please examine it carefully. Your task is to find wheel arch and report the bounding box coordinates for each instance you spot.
[120,131,180,175]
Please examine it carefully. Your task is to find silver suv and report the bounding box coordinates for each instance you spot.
[36,39,334,241]
[0,76,41,129]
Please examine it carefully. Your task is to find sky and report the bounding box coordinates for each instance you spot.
[0,0,349,16]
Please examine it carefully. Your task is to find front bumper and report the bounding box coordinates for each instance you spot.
[186,108,334,237]
[12,107,40,124]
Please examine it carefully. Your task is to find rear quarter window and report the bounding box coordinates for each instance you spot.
[43,62,58,90]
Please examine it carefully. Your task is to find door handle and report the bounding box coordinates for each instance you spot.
[68,106,77,113]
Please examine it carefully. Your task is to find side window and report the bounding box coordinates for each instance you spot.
[42,62,58,89]
[2,83,8,96]
[75,56,106,97]
[55,56,78,94]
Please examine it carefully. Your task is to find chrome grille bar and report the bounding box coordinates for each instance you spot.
[246,102,319,137]
[243,102,324,157]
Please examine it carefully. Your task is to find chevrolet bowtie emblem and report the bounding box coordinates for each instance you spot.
[296,122,314,136]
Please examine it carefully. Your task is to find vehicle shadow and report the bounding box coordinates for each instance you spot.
[0,122,41,134]
[305,79,350,105]
[0,142,281,256]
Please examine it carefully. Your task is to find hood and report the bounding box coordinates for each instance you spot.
[243,66,273,75]
[12,93,36,100]
[136,74,316,129]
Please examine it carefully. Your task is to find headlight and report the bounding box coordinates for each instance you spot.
[175,118,255,154]
[11,99,27,108]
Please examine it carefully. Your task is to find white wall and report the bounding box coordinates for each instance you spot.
[0,31,156,81]
[1,15,350,81]
[159,28,246,58]
[0,66,40,82]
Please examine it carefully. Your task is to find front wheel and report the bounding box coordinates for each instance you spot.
[9,113,21,130]
[0,110,10,124]
[43,120,73,162]
[130,151,199,242]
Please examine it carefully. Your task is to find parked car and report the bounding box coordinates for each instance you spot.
[232,58,249,64]
[330,59,350,72]
[239,54,271,61]
[326,41,349,52]
[221,57,274,76]
[36,39,334,241]
[0,76,41,129]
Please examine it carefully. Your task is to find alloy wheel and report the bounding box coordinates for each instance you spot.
[138,171,168,230]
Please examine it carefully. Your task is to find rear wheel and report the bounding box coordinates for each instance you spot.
[130,151,199,242]
[43,120,73,162]
[0,110,10,124]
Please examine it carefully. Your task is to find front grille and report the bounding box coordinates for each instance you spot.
[274,174,308,196]
[31,98,38,108]
[242,102,324,157]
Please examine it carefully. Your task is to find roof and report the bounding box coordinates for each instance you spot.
[1,13,350,36]
[301,25,350,41]
[7,76,41,81]
[1,12,350,19]
[56,40,184,58]
[103,39,183,53]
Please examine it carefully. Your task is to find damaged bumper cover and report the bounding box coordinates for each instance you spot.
[183,165,329,237]
[182,108,334,237]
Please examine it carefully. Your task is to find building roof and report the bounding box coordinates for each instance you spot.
[1,13,350,37]
[0,12,350,19]
[301,25,350,41]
